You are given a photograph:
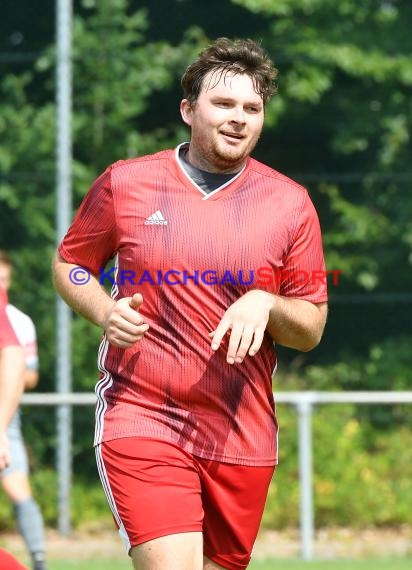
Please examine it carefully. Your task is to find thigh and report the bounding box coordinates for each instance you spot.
[198,460,275,570]
[0,433,29,480]
[131,532,203,570]
[97,437,204,551]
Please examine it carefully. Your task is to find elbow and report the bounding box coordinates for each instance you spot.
[300,308,328,352]
[299,330,325,352]
[299,341,319,353]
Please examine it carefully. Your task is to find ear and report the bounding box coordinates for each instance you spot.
[180,99,193,127]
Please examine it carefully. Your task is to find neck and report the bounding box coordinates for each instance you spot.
[186,145,244,175]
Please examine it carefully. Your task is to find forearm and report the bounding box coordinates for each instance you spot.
[266,295,328,352]
[52,253,115,329]
[0,346,25,431]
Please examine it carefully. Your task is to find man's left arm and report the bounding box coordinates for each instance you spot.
[210,289,327,364]
[266,295,328,352]
[211,189,328,363]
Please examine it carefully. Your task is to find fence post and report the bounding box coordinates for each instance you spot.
[297,398,314,560]
[55,0,73,536]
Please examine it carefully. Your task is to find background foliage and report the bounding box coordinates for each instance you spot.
[0,0,411,529]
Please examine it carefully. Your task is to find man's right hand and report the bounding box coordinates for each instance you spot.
[103,293,149,348]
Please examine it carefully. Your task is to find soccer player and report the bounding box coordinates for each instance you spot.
[0,288,24,472]
[0,252,48,570]
[52,37,328,570]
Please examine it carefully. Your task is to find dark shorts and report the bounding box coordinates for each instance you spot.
[97,437,275,570]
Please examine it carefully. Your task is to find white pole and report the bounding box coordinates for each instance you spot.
[297,399,314,560]
[55,0,73,535]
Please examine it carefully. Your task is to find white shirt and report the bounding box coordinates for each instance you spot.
[6,304,38,371]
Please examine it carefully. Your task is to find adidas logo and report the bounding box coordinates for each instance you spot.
[144,210,168,225]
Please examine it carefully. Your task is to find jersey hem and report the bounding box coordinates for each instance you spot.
[95,434,278,467]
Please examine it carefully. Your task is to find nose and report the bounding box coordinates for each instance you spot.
[230,106,246,124]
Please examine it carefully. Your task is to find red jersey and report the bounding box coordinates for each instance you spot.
[59,146,327,466]
[0,289,19,349]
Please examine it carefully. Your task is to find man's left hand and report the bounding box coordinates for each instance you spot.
[209,290,274,364]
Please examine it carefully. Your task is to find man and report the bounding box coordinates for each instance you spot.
[0,252,47,570]
[53,37,328,570]
[0,286,24,471]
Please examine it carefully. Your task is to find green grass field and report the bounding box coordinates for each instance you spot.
[251,560,412,569]
[45,557,412,570]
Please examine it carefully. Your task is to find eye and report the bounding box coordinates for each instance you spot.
[215,101,231,108]
[246,105,261,113]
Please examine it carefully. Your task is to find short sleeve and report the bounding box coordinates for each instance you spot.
[58,168,118,275]
[279,191,328,303]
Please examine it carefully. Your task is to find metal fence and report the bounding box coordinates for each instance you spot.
[21,391,412,560]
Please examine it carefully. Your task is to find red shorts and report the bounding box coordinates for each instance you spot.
[97,437,275,570]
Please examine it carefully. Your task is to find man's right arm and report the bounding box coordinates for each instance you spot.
[52,253,149,348]
[52,252,116,329]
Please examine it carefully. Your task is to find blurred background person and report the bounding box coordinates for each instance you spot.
[0,251,47,570]
[0,277,24,470]
[0,271,27,569]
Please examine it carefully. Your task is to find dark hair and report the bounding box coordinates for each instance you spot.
[181,37,278,106]
[0,251,12,267]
